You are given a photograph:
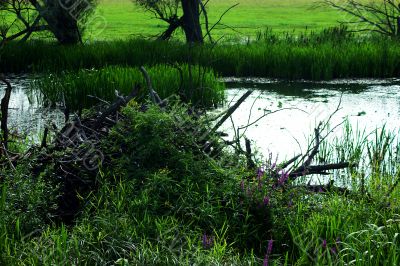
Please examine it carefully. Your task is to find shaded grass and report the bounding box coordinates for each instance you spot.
[31,64,225,111]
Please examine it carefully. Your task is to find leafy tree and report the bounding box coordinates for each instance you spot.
[322,0,400,37]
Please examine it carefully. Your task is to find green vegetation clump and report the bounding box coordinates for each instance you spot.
[32,64,225,112]
[1,103,400,265]
[0,103,275,264]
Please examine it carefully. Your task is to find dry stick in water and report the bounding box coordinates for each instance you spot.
[0,75,12,152]
[208,90,252,137]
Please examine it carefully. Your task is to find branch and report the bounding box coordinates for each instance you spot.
[206,90,252,139]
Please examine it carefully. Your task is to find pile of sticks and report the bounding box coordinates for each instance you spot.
[0,67,358,222]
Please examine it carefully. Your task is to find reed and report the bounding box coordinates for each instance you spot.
[31,64,225,112]
[3,35,400,80]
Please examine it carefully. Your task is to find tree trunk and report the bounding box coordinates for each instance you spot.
[181,0,203,43]
[158,16,182,41]
[29,0,81,44]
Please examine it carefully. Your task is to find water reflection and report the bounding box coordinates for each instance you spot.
[222,79,400,160]
[0,75,64,142]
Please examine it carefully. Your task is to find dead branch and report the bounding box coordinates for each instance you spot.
[139,66,167,107]
[0,75,12,151]
[94,85,140,129]
[321,0,400,36]
[245,138,255,169]
[206,90,252,138]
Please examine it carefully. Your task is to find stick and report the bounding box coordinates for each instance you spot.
[206,90,252,139]
[94,85,140,129]
[245,138,255,169]
[0,76,12,151]
[139,66,166,107]
[289,162,357,178]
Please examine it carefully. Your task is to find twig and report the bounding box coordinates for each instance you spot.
[139,66,167,107]
[206,90,252,139]
[94,85,140,129]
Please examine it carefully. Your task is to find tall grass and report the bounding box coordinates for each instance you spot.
[31,64,225,112]
[3,35,400,80]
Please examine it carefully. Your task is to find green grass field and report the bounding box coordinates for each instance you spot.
[88,0,344,40]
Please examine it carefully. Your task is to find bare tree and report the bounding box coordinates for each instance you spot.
[0,0,48,45]
[135,0,182,40]
[322,0,400,37]
[0,0,98,44]
[134,0,203,43]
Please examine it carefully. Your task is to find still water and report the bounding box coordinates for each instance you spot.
[0,75,64,141]
[222,78,400,161]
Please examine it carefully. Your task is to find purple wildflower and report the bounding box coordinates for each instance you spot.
[322,239,327,249]
[247,187,252,197]
[263,239,274,266]
[330,247,337,255]
[202,234,214,249]
[263,255,269,266]
[267,239,273,254]
[277,171,289,186]
[263,196,270,206]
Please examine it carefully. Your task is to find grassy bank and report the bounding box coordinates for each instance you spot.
[1,103,399,265]
[31,65,225,111]
[4,34,400,80]
[89,0,342,40]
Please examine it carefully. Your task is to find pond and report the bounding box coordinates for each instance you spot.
[0,75,64,142]
[1,75,400,161]
[221,78,400,161]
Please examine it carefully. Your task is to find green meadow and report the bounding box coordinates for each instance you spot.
[90,0,343,40]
